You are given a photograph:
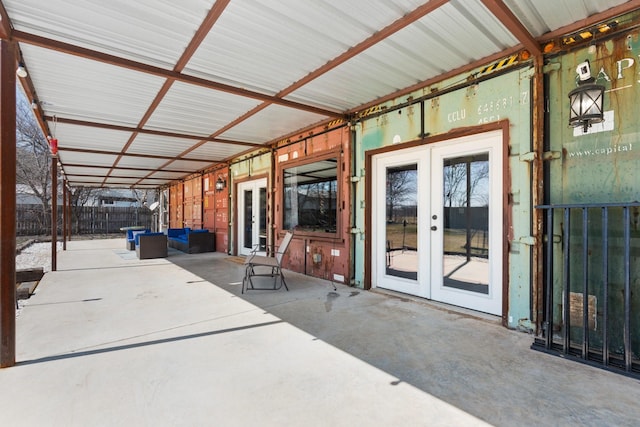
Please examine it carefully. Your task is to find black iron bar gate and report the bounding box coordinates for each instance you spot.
[532,202,640,378]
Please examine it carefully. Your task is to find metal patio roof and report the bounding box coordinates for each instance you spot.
[2,0,638,189]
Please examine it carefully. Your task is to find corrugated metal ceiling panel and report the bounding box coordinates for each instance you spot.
[22,45,165,126]
[185,0,426,95]
[109,170,156,179]
[504,0,629,37]
[54,124,131,151]
[126,134,202,158]
[5,0,637,189]
[145,81,263,136]
[286,2,519,111]
[218,105,328,143]
[5,0,211,69]
[183,142,252,161]
[58,151,118,167]
[165,159,215,171]
[103,177,146,185]
[115,156,167,170]
[148,171,195,180]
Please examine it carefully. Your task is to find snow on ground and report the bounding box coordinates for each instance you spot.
[16,242,61,272]
[15,242,62,317]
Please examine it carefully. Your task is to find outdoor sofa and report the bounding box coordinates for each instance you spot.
[167,228,215,254]
[135,232,168,259]
[126,228,150,250]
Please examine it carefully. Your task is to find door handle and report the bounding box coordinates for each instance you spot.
[431,226,437,231]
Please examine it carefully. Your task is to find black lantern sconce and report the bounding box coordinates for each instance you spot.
[568,59,605,133]
[215,176,226,192]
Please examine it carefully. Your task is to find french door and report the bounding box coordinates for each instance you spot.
[372,130,503,315]
[237,178,267,256]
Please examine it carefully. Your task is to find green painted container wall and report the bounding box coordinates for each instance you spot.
[546,30,640,355]
[353,66,534,329]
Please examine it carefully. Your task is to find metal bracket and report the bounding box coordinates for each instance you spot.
[350,228,363,234]
[519,152,536,162]
[520,151,561,162]
[350,176,361,182]
[543,62,561,73]
[518,236,536,245]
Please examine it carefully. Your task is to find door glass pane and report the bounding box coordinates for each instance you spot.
[259,187,267,251]
[385,164,418,280]
[243,189,253,249]
[442,153,490,293]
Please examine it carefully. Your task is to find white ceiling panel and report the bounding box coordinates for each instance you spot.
[145,81,262,136]
[5,0,212,69]
[115,156,167,170]
[53,123,132,152]
[4,0,636,188]
[183,141,253,161]
[109,170,156,179]
[58,151,118,167]
[148,171,195,180]
[185,0,427,95]
[126,134,202,158]
[103,177,146,185]
[504,0,629,37]
[22,45,166,127]
[68,176,105,184]
[219,105,328,143]
[165,159,215,171]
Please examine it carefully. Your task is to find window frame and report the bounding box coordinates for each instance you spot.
[277,149,342,239]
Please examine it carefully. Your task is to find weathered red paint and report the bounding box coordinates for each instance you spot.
[274,125,351,284]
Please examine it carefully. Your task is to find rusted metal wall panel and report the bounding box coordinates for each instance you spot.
[182,176,202,229]
[354,63,533,329]
[169,183,183,228]
[274,126,351,284]
[546,29,640,355]
[213,169,229,253]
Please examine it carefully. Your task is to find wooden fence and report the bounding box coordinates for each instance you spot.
[16,204,155,236]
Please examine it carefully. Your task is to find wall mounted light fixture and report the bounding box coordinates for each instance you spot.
[568,59,605,133]
[215,176,226,192]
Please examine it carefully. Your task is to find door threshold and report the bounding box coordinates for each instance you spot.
[370,287,502,326]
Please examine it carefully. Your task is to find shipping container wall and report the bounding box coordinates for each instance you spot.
[353,64,534,329]
[169,183,183,228]
[183,176,203,229]
[546,31,640,355]
[274,125,351,284]
[203,169,229,253]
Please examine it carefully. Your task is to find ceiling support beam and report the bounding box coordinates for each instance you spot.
[12,30,343,119]
[480,0,541,55]
[280,0,451,97]
[62,163,194,174]
[119,0,231,185]
[43,116,261,148]
[60,147,220,163]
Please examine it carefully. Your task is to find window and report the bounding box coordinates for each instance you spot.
[283,158,338,233]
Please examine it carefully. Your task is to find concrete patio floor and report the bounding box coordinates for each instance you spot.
[1,238,639,426]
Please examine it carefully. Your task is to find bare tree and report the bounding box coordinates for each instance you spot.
[68,186,98,233]
[16,92,52,210]
[443,160,489,207]
[386,168,416,222]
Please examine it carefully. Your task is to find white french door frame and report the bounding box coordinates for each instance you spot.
[237,177,267,256]
[429,130,504,315]
[371,147,431,298]
[369,128,506,316]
